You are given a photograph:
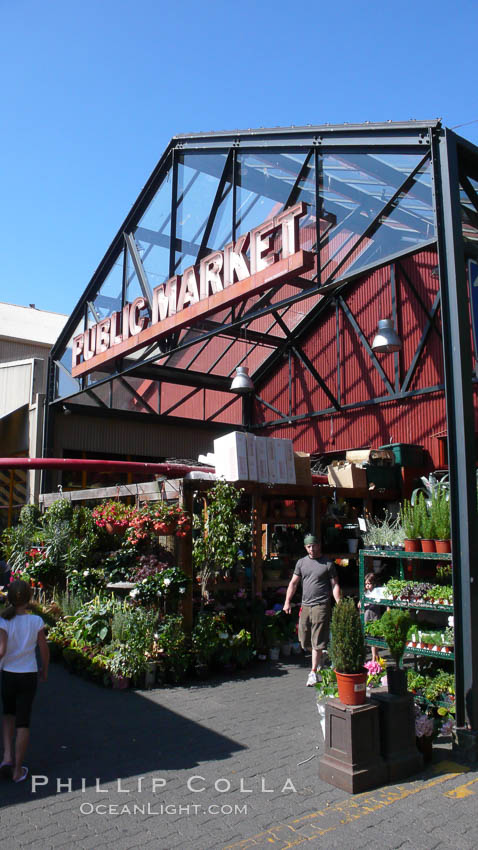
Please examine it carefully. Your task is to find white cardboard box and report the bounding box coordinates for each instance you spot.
[283,439,296,484]
[245,433,258,482]
[213,432,249,481]
[266,438,278,484]
[255,436,270,483]
[274,439,288,484]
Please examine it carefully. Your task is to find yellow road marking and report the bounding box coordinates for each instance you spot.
[223,761,471,849]
[444,775,478,798]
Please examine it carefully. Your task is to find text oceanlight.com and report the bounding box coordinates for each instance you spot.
[79,803,248,816]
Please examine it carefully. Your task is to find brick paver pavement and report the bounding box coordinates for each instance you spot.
[0,659,477,850]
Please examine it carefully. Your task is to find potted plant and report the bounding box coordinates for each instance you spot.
[433,490,451,553]
[379,609,412,695]
[92,500,134,535]
[415,493,436,552]
[329,597,367,705]
[264,610,282,660]
[400,500,421,552]
[315,668,339,739]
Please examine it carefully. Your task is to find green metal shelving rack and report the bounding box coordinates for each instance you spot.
[359,548,454,662]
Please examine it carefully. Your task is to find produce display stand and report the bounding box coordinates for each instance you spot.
[359,548,454,663]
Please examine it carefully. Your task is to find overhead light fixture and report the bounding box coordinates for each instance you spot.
[371,318,402,354]
[230,366,255,393]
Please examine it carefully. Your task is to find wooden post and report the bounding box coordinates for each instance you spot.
[7,470,14,527]
[180,481,194,633]
[251,487,263,597]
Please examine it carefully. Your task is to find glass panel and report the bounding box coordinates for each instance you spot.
[236,152,307,236]
[174,153,228,273]
[125,250,145,304]
[320,151,434,282]
[460,180,478,243]
[89,254,124,322]
[134,167,172,288]
[140,242,169,289]
[53,317,84,400]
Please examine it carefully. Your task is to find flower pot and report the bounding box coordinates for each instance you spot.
[404,538,421,552]
[347,538,359,554]
[144,662,157,689]
[269,646,280,661]
[335,670,367,706]
[421,539,437,553]
[416,734,433,763]
[386,666,408,696]
[436,539,451,553]
[280,642,292,657]
[112,675,130,690]
[105,521,126,535]
[291,641,302,655]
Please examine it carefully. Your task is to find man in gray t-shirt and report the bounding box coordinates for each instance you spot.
[283,534,341,686]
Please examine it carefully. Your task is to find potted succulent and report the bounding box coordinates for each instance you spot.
[330,597,367,705]
[379,609,412,695]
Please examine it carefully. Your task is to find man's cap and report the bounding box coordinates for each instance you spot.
[304,534,318,545]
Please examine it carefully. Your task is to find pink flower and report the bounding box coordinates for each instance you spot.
[364,660,383,676]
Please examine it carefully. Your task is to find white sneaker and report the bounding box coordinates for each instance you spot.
[306,671,317,687]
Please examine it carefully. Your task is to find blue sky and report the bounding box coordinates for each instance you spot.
[1,0,477,316]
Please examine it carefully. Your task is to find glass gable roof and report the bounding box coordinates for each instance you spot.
[51,123,443,410]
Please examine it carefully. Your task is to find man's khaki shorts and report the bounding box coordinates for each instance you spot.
[298,602,331,651]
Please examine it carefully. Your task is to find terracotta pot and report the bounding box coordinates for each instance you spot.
[421,539,437,553]
[105,521,125,535]
[335,670,367,706]
[435,539,451,553]
[404,538,421,552]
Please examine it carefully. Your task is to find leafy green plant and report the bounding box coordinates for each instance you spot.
[106,607,158,679]
[193,480,251,599]
[154,615,191,681]
[379,609,412,667]
[433,490,451,540]
[129,566,189,607]
[330,597,365,673]
[315,668,339,699]
[400,500,420,540]
[191,612,226,666]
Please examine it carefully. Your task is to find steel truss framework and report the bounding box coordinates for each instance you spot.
[50,121,446,420]
[46,122,478,737]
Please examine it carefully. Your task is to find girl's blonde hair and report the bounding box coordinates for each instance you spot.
[1,579,32,621]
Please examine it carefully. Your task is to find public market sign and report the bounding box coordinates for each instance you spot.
[71,202,314,377]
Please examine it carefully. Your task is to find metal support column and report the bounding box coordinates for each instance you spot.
[433,127,478,751]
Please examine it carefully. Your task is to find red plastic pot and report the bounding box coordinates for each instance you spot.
[335,670,367,706]
[421,539,437,553]
[435,539,451,553]
[404,538,420,552]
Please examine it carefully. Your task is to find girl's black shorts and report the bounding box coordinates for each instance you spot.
[1,671,38,727]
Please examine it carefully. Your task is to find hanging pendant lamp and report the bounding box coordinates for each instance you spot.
[230,366,255,393]
[371,318,402,354]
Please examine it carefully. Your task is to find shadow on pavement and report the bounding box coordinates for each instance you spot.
[0,658,300,807]
[0,662,248,806]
